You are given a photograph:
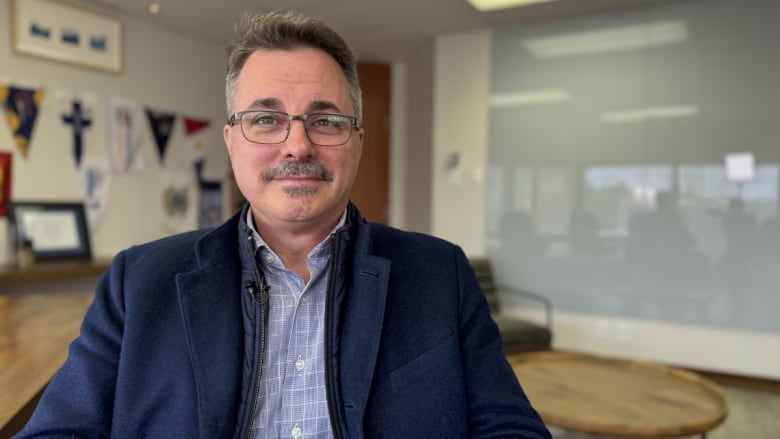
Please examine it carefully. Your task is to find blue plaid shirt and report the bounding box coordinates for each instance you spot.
[246,210,345,439]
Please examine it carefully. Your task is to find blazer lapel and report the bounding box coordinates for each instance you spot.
[176,220,244,439]
[338,253,390,432]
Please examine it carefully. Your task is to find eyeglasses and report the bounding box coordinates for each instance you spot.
[227,110,359,146]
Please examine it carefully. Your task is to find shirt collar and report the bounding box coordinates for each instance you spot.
[245,207,347,257]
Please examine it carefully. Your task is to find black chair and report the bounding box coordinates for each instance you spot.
[470,258,553,354]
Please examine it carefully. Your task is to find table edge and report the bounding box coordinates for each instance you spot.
[509,351,729,437]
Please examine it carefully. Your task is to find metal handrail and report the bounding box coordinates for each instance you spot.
[496,284,553,330]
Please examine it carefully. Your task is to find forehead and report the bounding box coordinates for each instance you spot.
[234,48,352,113]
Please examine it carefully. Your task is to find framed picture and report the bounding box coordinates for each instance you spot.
[8,201,92,261]
[11,0,123,74]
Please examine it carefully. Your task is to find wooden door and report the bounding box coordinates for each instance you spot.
[351,63,390,224]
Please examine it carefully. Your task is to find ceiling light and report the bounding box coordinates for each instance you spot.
[523,20,688,58]
[465,0,559,12]
[601,105,699,123]
[489,89,571,107]
[147,3,162,15]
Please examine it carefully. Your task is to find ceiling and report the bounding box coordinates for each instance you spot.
[67,0,677,62]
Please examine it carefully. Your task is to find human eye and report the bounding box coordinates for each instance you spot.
[246,111,284,128]
[308,114,348,132]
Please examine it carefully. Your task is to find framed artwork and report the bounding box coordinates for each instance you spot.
[11,0,123,74]
[8,201,93,261]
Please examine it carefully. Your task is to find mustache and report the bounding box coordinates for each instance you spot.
[262,160,334,183]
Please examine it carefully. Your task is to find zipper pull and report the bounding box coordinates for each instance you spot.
[245,280,269,304]
[244,280,259,302]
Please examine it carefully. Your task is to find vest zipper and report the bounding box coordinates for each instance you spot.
[244,232,269,439]
[243,223,346,438]
[324,234,343,438]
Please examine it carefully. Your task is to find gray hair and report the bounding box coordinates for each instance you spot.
[225,10,362,125]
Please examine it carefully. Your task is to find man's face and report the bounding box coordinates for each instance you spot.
[224,48,363,231]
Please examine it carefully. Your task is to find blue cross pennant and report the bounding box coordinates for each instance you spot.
[62,100,93,166]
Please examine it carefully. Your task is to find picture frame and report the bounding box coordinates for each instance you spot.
[10,0,123,74]
[8,201,92,262]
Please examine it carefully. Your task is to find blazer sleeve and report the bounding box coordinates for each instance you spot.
[15,252,128,438]
[453,248,552,439]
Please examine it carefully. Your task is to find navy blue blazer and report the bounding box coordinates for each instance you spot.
[18,206,550,438]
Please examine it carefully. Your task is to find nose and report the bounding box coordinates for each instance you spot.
[280,119,314,159]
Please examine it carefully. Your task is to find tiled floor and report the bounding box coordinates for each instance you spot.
[549,386,780,439]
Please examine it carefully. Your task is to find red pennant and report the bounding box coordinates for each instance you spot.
[184,117,210,136]
[0,152,11,217]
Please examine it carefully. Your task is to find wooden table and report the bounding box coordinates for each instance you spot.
[0,291,94,437]
[0,260,110,287]
[509,351,728,438]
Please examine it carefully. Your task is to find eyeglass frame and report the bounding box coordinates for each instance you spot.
[227,110,360,147]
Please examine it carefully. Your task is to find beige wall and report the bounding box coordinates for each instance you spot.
[0,0,228,265]
[399,42,435,234]
[431,30,491,256]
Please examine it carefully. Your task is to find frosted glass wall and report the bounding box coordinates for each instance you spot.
[487,0,780,333]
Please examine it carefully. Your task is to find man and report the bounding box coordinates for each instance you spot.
[18,11,550,439]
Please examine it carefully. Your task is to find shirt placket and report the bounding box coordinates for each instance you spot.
[282,276,308,438]
[281,254,331,439]
[251,235,334,439]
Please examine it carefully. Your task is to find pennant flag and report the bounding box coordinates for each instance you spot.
[145,108,176,164]
[198,178,222,228]
[194,157,206,181]
[1,86,45,158]
[194,158,222,229]
[162,173,196,234]
[107,98,145,172]
[183,116,210,161]
[184,117,209,135]
[77,157,112,232]
[62,100,93,166]
[0,152,11,217]
[164,185,189,217]
[185,117,218,228]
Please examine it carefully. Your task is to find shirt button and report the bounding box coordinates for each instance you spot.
[263,251,273,263]
[295,356,306,371]
[291,424,302,439]
[301,297,308,304]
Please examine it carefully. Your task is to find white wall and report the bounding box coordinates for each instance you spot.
[430,0,780,379]
[0,0,228,265]
[431,30,490,256]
